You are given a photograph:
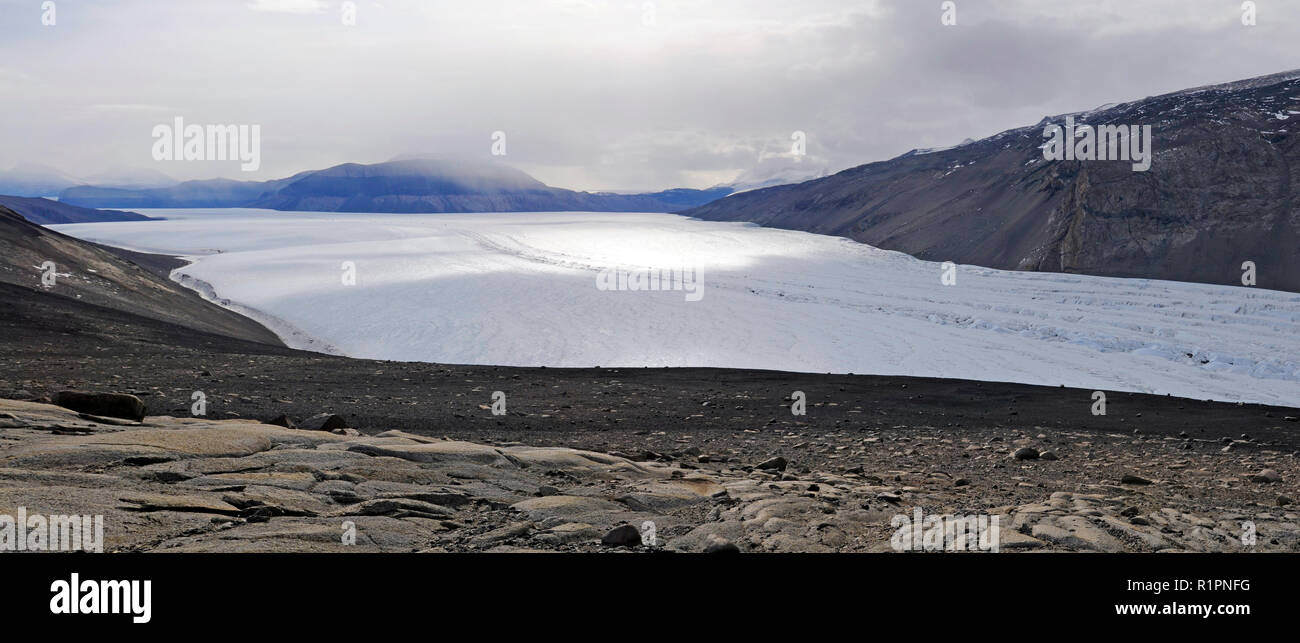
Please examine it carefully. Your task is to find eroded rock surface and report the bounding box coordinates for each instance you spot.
[1,399,1296,553]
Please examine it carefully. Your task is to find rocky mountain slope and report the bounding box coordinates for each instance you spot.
[682,69,1300,292]
[0,205,282,345]
[0,195,152,225]
[59,159,732,213]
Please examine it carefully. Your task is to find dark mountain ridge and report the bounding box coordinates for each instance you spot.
[60,159,732,213]
[0,195,153,225]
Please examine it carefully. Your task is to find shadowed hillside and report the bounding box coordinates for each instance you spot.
[682,70,1300,292]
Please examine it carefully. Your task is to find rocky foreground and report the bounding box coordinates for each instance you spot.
[2,396,1296,553]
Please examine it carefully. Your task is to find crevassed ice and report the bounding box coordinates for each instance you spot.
[52,209,1300,407]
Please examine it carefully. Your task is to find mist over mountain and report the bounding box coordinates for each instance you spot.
[0,165,177,198]
[719,158,836,194]
[682,69,1300,292]
[79,167,179,190]
[0,164,83,198]
[59,159,732,213]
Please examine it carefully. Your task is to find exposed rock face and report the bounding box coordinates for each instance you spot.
[2,398,1296,553]
[682,70,1300,292]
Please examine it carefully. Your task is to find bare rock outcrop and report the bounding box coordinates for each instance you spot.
[1,398,1296,553]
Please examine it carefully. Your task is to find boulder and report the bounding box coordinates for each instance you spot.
[703,534,741,553]
[601,524,643,547]
[1013,447,1040,461]
[300,413,348,431]
[52,391,145,421]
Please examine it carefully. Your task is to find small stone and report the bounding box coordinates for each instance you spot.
[1120,474,1153,485]
[876,492,902,503]
[755,456,788,472]
[1119,506,1140,517]
[1249,469,1281,484]
[704,534,740,553]
[601,524,643,547]
[536,485,560,496]
[1277,495,1294,507]
[1039,451,1059,461]
[1013,447,1039,461]
[953,478,970,487]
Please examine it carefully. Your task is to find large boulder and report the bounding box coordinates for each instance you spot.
[300,413,348,431]
[52,391,146,421]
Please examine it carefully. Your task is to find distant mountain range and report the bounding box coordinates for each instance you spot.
[57,159,734,213]
[0,195,152,225]
[0,164,177,197]
[682,69,1300,292]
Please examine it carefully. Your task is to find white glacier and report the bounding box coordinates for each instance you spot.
[51,209,1300,407]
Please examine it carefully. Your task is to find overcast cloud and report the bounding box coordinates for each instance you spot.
[1,0,1298,191]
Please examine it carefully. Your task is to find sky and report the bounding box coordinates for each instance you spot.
[1,0,1298,191]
